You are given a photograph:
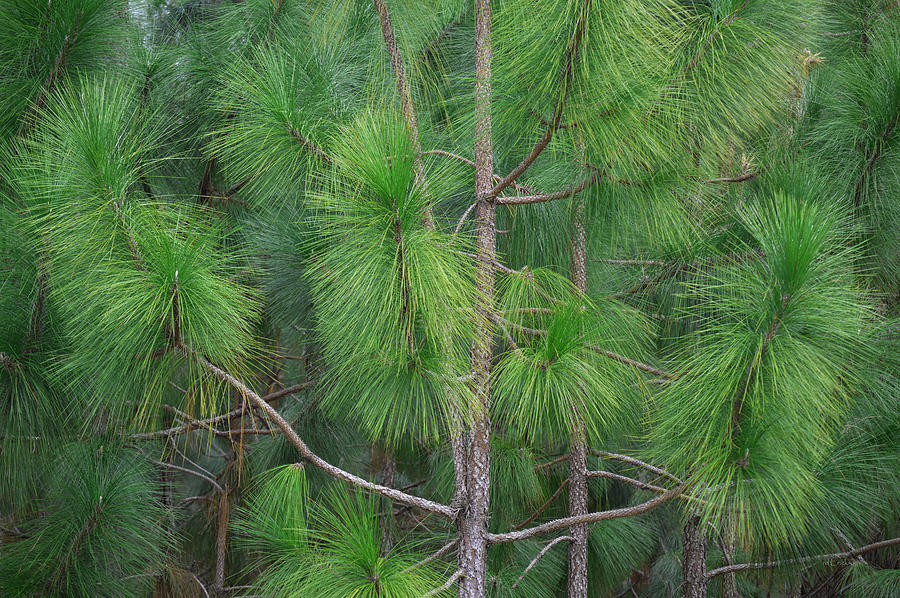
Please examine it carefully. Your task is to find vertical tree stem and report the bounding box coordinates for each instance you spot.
[567,187,589,597]
[458,1,494,596]
[683,515,708,598]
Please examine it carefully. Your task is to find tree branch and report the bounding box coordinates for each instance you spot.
[704,171,761,184]
[425,570,465,597]
[424,149,536,194]
[487,484,685,544]
[131,381,316,440]
[183,346,456,519]
[512,536,573,588]
[587,470,704,505]
[587,345,674,379]
[591,450,682,485]
[495,170,600,206]
[705,537,900,579]
[401,539,458,574]
[599,259,668,267]
[154,460,225,494]
[514,479,570,530]
[486,3,591,199]
[287,125,332,164]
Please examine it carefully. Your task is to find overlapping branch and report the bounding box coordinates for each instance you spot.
[183,346,457,519]
[705,536,900,579]
[487,484,685,543]
[487,2,593,200]
[512,535,573,589]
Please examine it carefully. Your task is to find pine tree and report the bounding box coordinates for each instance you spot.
[1,1,898,598]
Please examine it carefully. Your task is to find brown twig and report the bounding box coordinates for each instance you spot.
[401,539,458,574]
[488,484,685,543]
[184,347,456,518]
[495,170,600,206]
[511,535,573,588]
[705,537,900,579]
[514,479,569,530]
[587,346,674,379]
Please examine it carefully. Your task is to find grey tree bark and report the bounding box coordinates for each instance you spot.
[457,1,494,596]
[567,192,589,598]
[683,515,708,598]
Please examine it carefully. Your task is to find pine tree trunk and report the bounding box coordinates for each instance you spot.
[567,192,589,598]
[721,519,740,598]
[682,516,708,598]
[458,2,493,596]
[567,436,589,597]
[378,447,396,555]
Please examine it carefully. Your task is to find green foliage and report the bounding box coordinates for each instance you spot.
[0,441,170,597]
[0,0,897,595]
[11,76,261,424]
[651,192,873,547]
[494,268,649,444]
[841,562,900,598]
[587,517,657,596]
[237,467,450,597]
[309,110,473,445]
[0,0,133,145]
[804,16,900,290]
[485,538,567,598]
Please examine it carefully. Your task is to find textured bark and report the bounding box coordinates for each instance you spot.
[213,489,230,594]
[567,192,588,598]
[457,2,494,596]
[567,436,589,598]
[720,520,740,598]
[378,447,397,555]
[682,516,708,598]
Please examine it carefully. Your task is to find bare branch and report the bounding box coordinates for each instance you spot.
[190,572,211,598]
[495,170,600,206]
[487,484,685,544]
[591,451,682,485]
[587,471,704,505]
[830,528,866,564]
[536,454,571,470]
[154,460,224,494]
[184,346,457,519]
[491,314,525,357]
[131,381,316,440]
[599,259,668,267]
[401,539,458,574]
[514,479,569,530]
[704,171,761,184]
[705,537,900,579]
[512,536,573,589]
[588,345,673,379]
[425,570,465,597]
[455,200,480,234]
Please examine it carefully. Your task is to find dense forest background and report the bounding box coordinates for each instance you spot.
[1,1,898,597]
